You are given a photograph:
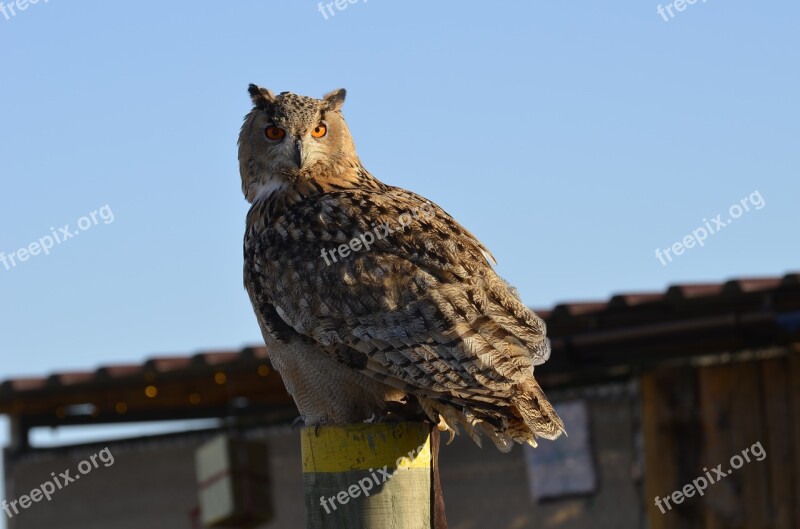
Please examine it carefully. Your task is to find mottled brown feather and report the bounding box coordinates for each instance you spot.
[240,86,564,450]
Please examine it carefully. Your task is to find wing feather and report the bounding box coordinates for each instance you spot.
[245,186,550,405]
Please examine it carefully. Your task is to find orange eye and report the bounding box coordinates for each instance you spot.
[311,123,327,138]
[265,125,285,141]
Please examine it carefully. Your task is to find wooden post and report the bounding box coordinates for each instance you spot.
[301,422,447,529]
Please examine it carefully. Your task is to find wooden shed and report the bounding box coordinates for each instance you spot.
[1,272,798,529]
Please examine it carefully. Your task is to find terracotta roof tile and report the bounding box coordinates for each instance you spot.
[552,302,609,318]
[193,351,241,366]
[724,277,783,294]
[145,356,194,373]
[609,293,665,307]
[666,283,724,299]
[96,364,144,378]
[1,378,48,392]
[48,372,95,387]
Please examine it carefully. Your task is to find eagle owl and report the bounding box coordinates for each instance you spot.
[240,85,564,451]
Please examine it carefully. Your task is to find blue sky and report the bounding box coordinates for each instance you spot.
[1,0,798,379]
[0,0,797,472]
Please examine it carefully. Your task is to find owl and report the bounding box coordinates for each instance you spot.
[240,85,564,451]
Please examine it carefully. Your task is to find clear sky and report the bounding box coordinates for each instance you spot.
[1,0,798,402]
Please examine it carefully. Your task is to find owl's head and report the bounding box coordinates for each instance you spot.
[238,85,357,203]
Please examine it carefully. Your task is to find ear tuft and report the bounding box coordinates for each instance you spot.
[248,84,276,108]
[323,88,347,111]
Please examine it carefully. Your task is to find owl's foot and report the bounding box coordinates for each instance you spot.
[294,416,324,436]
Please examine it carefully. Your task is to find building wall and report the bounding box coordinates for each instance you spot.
[438,387,642,529]
[4,390,641,529]
[642,350,800,529]
[5,439,202,529]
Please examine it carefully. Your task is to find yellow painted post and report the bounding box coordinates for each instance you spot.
[301,422,447,529]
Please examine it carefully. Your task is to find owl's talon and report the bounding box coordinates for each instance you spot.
[435,416,449,432]
[291,416,305,430]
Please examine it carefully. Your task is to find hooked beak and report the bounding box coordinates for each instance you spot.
[292,138,304,168]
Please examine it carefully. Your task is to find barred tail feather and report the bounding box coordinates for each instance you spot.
[511,379,565,441]
[419,380,564,453]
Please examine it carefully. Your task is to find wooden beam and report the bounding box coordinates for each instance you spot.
[761,357,795,529]
[642,367,701,529]
[301,422,446,529]
[788,351,800,528]
[698,362,769,528]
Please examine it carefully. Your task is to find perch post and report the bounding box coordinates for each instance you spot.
[301,422,447,529]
